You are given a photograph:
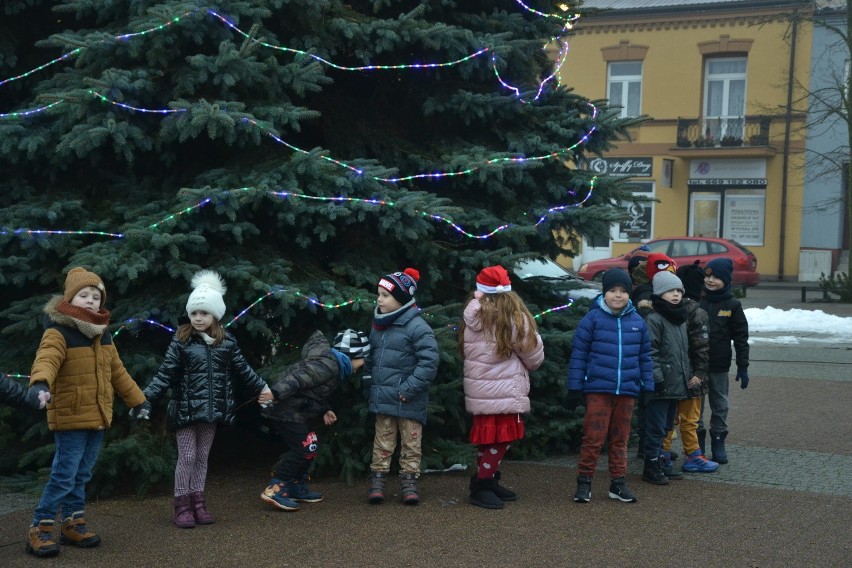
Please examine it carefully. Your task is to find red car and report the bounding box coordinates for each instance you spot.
[577,237,759,286]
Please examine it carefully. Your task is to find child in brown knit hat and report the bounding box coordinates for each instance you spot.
[26,267,149,558]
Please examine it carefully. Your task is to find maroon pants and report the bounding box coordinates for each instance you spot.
[577,393,635,479]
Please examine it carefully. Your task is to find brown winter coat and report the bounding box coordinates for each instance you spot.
[29,297,145,431]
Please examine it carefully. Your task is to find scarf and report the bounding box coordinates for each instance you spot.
[372,299,416,331]
[703,284,733,302]
[650,295,686,325]
[56,300,110,339]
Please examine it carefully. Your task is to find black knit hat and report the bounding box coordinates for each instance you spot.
[705,258,733,285]
[676,261,705,300]
[601,268,633,294]
[378,268,420,305]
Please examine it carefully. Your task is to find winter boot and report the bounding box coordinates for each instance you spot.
[608,476,638,503]
[572,475,592,503]
[286,477,323,503]
[368,471,388,505]
[682,449,720,473]
[59,511,101,547]
[468,477,505,509]
[26,520,60,558]
[189,491,214,525]
[400,472,420,505]
[660,451,683,480]
[173,494,196,528]
[491,471,518,501]
[697,428,707,455]
[260,478,300,511]
[710,432,729,464]
[642,458,670,485]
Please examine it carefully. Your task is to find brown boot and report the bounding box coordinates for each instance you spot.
[26,520,60,557]
[173,495,196,528]
[189,491,214,525]
[60,511,101,548]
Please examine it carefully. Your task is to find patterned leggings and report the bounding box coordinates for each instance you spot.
[477,443,510,479]
[174,423,217,496]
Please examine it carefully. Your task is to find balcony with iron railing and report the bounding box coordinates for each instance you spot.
[675,115,772,148]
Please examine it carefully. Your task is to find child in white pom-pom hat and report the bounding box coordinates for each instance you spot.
[460,265,544,509]
[143,270,272,528]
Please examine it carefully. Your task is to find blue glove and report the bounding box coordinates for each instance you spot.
[735,368,749,389]
[129,400,151,420]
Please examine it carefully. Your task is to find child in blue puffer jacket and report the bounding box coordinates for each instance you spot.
[364,267,439,506]
[568,268,654,504]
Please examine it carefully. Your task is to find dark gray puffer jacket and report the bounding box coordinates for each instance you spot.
[145,332,267,429]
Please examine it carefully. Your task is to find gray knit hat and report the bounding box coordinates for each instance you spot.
[652,271,684,296]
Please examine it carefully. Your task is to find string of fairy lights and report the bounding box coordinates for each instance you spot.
[2,2,597,378]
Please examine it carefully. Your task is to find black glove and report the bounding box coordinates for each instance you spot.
[565,390,584,411]
[654,381,667,395]
[735,368,749,389]
[25,383,51,410]
[129,400,151,420]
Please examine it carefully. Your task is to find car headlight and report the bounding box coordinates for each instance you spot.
[579,264,588,273]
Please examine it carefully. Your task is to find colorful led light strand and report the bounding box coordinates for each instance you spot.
[492,39,569,104]
[0,100,65,119]
[89,90,186,114]
[0,228,125,238]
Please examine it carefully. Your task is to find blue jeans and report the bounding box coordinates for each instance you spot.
[32,429,104,525]
[642,398,677,460]
[698,371,730,435]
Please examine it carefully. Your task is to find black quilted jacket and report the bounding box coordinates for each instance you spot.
[144,332,267,429]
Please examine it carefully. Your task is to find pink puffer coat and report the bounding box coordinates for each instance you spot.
[462,298,544,415]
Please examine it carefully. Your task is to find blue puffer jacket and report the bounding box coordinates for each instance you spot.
[364,306,439,424]
[567,296,654,397]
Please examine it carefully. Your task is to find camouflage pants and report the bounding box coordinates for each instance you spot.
[370,414,422,475]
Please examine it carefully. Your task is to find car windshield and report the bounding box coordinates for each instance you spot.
[514,259,577,279]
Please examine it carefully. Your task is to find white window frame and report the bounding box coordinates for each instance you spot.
[702,57,747,141]
[607,61,642,118]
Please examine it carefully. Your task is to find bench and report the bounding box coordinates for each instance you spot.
[739,284,830,302]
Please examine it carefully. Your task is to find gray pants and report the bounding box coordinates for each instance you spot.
[698,371,729,436]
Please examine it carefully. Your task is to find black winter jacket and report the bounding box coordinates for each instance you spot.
[645,310,690,400]
[262,331,342,424]
[144,332,268,429]
[700,291,749,373]
[1,373,34,409]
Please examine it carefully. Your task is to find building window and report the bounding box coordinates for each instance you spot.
[689,188,765,246]
[703,58,747,142]
[607,61,642,118]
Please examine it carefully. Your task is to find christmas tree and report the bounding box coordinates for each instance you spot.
[1,1,637,492]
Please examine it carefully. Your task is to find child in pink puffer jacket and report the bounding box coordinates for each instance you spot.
[459,265,544,510]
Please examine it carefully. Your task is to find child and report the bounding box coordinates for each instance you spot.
[699,258,750,464]
[365,267,439,505]
[143,270,272,528]
[26,267,149,558]
[260,328,369,512]
[1,372,50,410]
[568,268,653,504]
[659,262,717,473]
[642,271,691,485]
[460,265,544,509]
[629,253,677,459]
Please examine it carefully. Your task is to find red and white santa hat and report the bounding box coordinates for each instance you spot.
[476,265,512,294]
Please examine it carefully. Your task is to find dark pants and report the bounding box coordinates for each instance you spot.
[269,421,318,481]
[577,393,635,479]
[643,398,678,460]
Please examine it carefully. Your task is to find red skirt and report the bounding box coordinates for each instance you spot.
[469,414,525,445]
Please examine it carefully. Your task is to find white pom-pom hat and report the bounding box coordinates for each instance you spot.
[186,270,227,320]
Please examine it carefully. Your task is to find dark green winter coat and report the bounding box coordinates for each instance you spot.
[262,331,341,424]
[683,298,710,397]
[645,309,690,401]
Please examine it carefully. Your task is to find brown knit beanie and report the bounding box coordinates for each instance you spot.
[64,267,106,306]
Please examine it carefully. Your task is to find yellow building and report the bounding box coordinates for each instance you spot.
[560,0,813,281]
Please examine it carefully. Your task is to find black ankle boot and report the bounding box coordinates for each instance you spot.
[469,477,504,509]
